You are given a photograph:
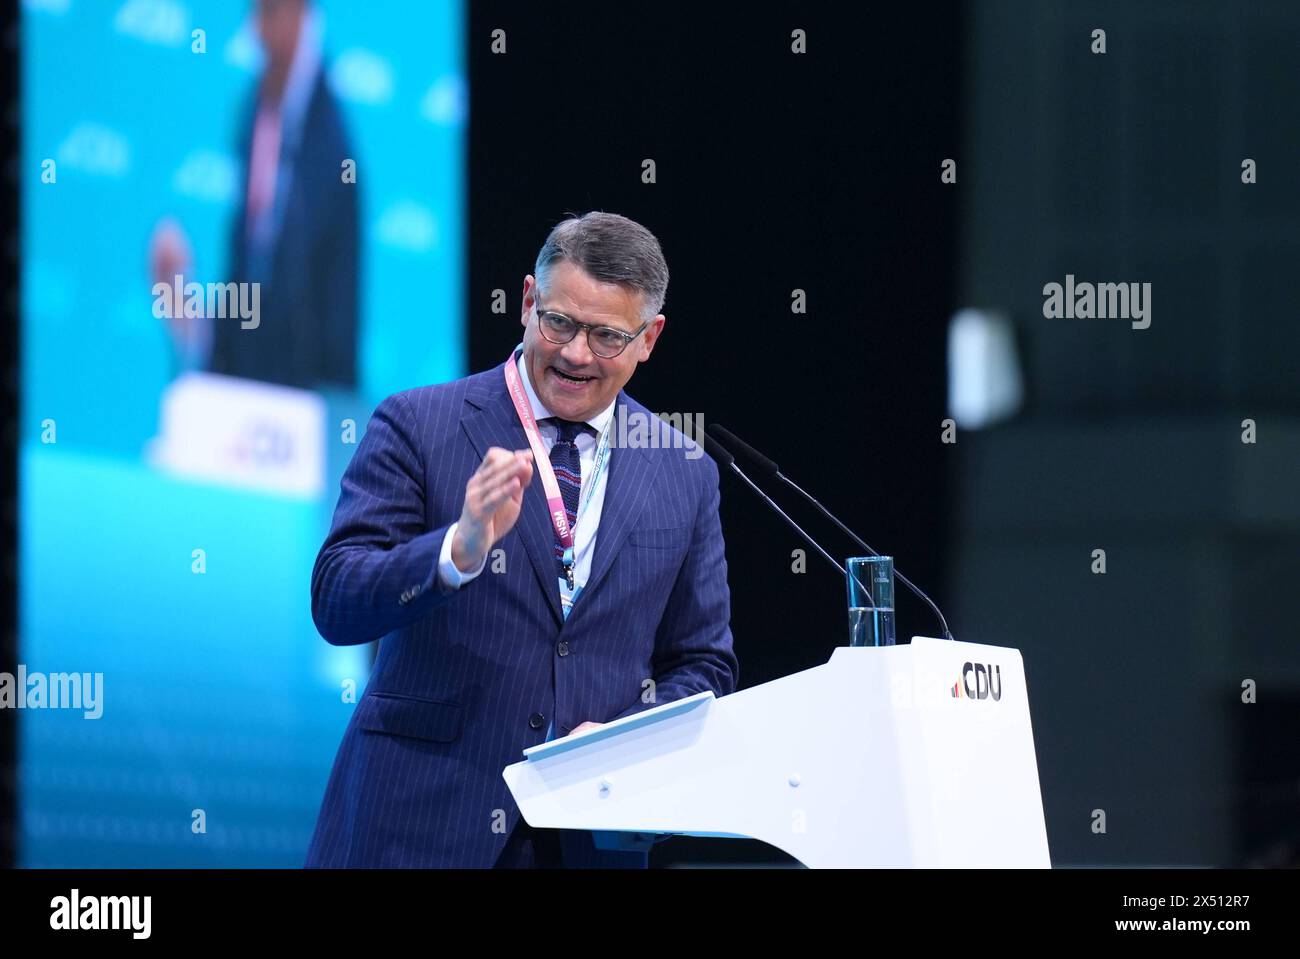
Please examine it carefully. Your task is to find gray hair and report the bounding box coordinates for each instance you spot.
[533,212,669,322]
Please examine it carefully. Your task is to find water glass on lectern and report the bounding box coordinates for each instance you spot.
[846,555,896,647]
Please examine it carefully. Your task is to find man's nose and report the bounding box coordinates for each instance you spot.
[560,329,596,367]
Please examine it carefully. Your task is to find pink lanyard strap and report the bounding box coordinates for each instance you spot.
[503,354,576,584]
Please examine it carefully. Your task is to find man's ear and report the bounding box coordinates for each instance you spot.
[638,314,666,362]
[520,275,536,329]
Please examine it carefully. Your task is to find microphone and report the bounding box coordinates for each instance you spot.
[708,424,953,641]
[702,432,871,607]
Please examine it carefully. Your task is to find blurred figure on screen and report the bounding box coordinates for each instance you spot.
[150,0,359,390]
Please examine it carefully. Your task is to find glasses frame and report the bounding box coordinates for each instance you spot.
[533,297,648,359]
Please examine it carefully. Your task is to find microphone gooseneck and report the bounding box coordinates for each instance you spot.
[708,424,952,640]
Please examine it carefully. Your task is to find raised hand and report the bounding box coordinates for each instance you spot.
[450,447,535,573]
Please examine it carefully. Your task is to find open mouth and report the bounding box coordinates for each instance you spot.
[551,367,595,384]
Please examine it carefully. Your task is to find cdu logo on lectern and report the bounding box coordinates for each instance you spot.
[951,662,1002,701]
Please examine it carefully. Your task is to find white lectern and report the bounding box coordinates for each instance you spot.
[503,637,1050,867]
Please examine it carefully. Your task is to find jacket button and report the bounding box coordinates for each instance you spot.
[528,713,545,730]
[557,641,569,657]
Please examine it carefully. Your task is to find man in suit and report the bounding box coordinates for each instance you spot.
[151,0,358,389]
[306,212,738,868]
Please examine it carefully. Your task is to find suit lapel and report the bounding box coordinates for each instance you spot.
[461,362,564,627]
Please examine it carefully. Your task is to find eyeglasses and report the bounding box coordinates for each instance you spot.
[534,298,648,358]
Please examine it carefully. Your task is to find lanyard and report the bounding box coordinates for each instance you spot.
[503,352,612,590]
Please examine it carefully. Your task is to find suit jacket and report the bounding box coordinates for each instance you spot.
[213,68,359,389]
[305,359,739,867]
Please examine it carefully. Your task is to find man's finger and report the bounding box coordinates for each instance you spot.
[477,476,521,515]
[465,449,533,519]
[480,447,515,472]
[481,473,520,503]
[481,453,531,493]
[509,474,529,502]
[472,449,520,489]
[480,447,517,474]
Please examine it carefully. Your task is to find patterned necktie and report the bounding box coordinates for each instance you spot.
[546,418,589,579]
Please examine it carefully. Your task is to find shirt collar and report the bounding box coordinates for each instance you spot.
[515,348,616,436]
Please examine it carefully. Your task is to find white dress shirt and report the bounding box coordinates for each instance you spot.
[438,351,617,598]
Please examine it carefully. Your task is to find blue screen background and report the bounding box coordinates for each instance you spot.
[20,0,465,866]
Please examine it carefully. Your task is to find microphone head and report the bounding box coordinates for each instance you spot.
[701,430,735,468]
[708,424,780,477]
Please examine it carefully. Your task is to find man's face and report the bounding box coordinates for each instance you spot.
[520,259,664,422]
[256,0,304,70]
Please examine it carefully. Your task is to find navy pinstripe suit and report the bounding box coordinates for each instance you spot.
[304,358,738,867]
